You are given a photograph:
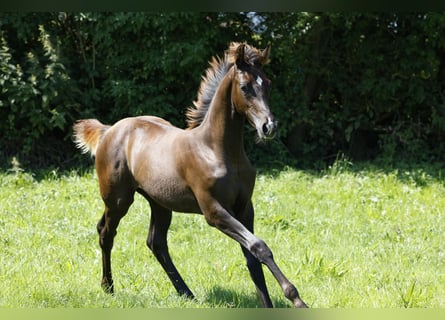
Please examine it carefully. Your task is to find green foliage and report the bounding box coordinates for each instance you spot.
[1,12,445,168]
[0,13,77,154]
[82,12,234,125]
[0,12,253,167]
[250,13,445,163]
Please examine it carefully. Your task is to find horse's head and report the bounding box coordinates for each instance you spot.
[229,42,277,140]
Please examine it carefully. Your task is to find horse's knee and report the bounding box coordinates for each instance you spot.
[250,239,273,263]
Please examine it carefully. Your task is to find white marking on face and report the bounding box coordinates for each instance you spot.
[256,76,263,86]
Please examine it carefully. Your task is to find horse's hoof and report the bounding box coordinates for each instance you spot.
[101,281,114,295]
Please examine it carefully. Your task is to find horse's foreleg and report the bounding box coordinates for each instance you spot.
[146,201,194,299]
[201,198,307,308]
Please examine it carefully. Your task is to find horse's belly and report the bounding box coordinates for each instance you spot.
[140,176,202,214]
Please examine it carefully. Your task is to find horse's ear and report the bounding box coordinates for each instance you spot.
[235,43,246,67]
[262,45,271,65]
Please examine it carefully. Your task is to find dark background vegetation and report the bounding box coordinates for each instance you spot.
[1,12,445,170]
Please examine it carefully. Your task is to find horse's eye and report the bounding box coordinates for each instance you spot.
[240,83,256,97]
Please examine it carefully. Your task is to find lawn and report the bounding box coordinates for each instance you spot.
[0,160,444,307]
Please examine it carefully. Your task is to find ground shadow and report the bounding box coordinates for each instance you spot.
[203,285,289,308]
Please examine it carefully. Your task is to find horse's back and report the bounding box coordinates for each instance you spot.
[109,116,175,132]
[132,115,174,127]
[96,115,185,169]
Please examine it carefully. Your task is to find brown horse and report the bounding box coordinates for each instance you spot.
[73,42,307,308]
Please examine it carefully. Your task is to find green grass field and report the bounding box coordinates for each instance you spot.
[1,160,444,308]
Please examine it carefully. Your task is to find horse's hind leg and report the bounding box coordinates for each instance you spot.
[97,193,134,294]
[239,203,273,307]
[239,201,307,308]
[241,247,273,306]
[145,199,194,299]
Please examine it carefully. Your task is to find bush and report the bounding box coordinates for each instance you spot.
[1,12,445,169]
[257,13,445,164]
[0,13,78,155]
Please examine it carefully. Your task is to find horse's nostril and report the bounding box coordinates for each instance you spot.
[262,121,276,138]
[262,123,269,135]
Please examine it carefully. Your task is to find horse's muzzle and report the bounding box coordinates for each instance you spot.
[262,118,277,139]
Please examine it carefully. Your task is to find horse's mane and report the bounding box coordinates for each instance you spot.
[185,56,232,129]
[186,42,269,129]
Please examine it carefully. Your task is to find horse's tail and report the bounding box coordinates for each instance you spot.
[73,119,110,157]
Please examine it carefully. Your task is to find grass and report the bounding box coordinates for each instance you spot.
[0,160,444,307]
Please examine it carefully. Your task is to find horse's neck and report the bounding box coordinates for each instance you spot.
[199,70,245,157]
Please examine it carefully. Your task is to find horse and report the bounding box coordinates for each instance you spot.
[73,42,307,308]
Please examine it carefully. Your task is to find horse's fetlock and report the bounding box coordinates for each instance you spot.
[283,283,299,300]
[283,283,308,308]
[101,278,114,295]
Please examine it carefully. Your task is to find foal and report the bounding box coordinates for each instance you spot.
[73,42,307,308]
